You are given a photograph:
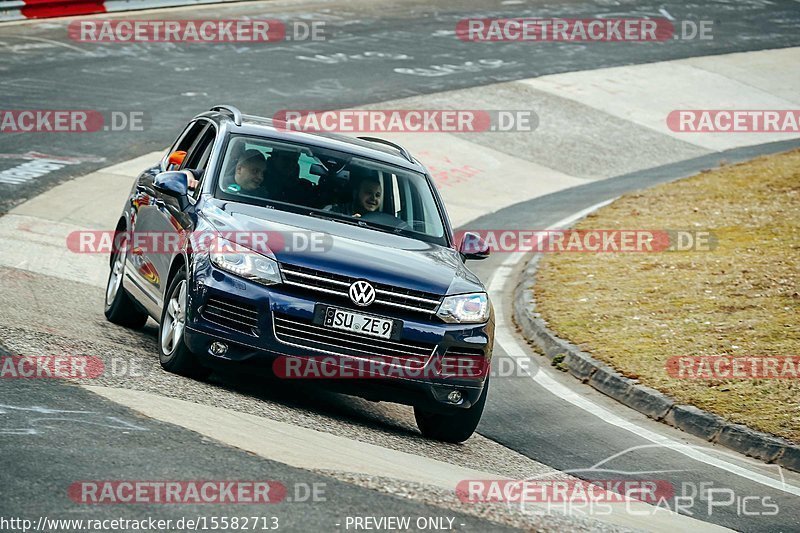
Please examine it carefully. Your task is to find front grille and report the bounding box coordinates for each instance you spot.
[280,263,442,315]
[202,297,260,335]
[272,313,437,369]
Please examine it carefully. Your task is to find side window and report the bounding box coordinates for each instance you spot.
[182,124,215,171]
[166,121,206,170]
[182,124,216,198]
[194,138,214,172]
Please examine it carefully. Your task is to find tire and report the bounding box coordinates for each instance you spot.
[104,247,149,329]
[414,378,489,443]
[158,266,210,379]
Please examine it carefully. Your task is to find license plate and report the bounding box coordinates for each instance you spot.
[323,307,395,339]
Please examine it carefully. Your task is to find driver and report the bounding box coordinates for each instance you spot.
[222,149,268,193]
[325,174,382,217]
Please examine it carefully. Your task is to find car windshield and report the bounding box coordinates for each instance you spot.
[213,135,447,245]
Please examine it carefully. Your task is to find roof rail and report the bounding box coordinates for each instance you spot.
[357,136,414,163]
[210,104,242,126]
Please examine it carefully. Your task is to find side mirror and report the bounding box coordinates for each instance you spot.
[458,232,491,261]
[167,150,186,167]
[153,171,189,210]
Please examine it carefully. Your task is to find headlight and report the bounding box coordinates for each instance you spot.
[437,292,490,324]
[210,238,282,286]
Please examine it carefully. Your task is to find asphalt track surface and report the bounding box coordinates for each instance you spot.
[2,0,800,213]
[0,377,517,532]
[2,0,800,531]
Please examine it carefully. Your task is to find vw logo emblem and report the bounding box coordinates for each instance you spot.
[349,280,376,307]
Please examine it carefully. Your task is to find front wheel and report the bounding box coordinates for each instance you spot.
[414,378,489,443]
[159,267,210,379]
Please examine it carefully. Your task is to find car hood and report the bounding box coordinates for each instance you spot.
[199,198,483,296]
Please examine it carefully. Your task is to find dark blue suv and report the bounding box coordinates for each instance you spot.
[104,105,494,442]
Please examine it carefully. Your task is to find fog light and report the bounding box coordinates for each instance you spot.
[447,390,463,404]
[210,342,228,356]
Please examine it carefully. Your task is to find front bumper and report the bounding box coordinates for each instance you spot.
[184,261,493,411]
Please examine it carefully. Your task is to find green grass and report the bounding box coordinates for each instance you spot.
[534,149,800,442]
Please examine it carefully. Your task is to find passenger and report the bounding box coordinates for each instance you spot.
[325,174,382,217]
[188,143,245,191]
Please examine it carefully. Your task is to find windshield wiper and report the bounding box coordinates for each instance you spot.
[307,211,401,234]
[307,211,363,226]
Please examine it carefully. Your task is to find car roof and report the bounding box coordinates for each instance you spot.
[195,108,427,174]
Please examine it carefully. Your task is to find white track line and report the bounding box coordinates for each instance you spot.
[10,35,94,55]
[487,199,800,497]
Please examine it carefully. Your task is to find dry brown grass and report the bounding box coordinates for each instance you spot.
[534,149,800,442]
